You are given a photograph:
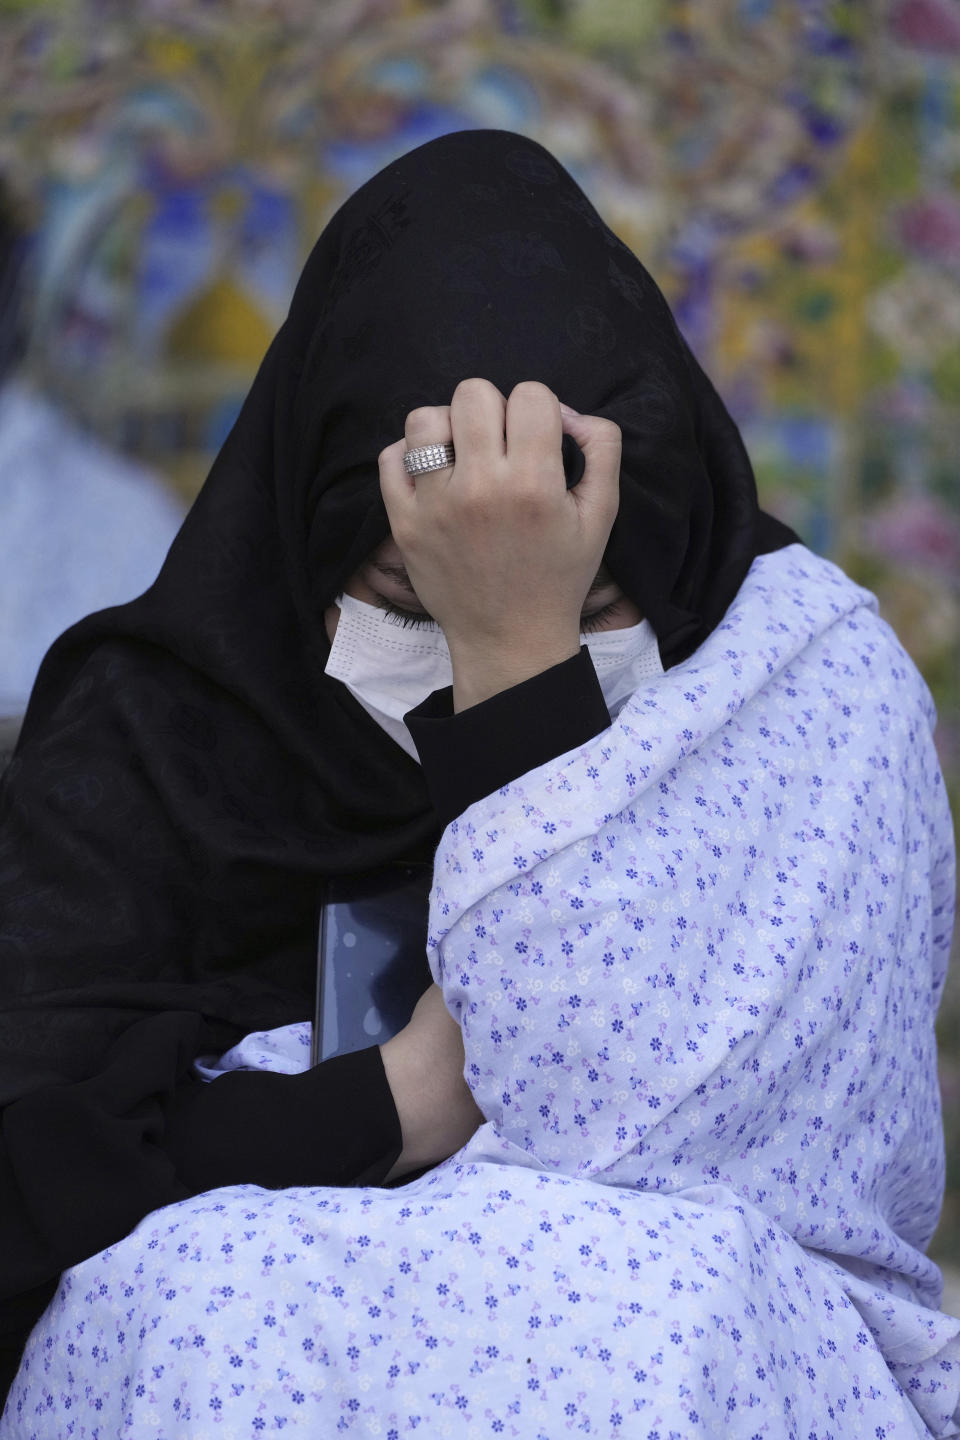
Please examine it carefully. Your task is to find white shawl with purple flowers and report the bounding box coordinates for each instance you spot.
[7,543,958,1439]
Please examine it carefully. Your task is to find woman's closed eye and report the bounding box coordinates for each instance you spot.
[351,551,642,635]
[371,595,439,630]
[370,593,627,633]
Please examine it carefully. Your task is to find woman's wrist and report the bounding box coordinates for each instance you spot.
[378,1029,435,1179]
[449,632,581,711]
[378,987,484,1181]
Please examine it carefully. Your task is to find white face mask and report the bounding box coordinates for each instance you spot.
[324,592,663,762]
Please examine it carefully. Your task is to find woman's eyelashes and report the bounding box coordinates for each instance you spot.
[370,594,625,632]
[578,601,622,632]
[371,595,437,629]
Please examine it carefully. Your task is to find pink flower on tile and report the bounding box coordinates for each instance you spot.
[890,0,960,53]
[865,491,960,576]
[896,192,960,267]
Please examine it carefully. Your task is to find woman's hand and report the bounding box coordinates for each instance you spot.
[379,378,622,711]
[379,983,484,1182]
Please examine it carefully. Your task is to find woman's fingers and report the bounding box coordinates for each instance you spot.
[378,436,415,515]
[502,385,621,543]
[381,381,508,532]
[449,378,507,466]
[556,404,622,527]
[383,381,620,531]
[380,405,452,517]
[505,380,563,481]
[404,405,453,452]
[503,384,620,506]
[380,378,624,712]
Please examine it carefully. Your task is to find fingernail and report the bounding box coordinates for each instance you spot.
[559,402,580,416]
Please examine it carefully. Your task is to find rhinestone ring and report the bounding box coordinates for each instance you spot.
[402,442,456,476]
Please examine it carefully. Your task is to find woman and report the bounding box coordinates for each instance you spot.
[1,129,957,1436]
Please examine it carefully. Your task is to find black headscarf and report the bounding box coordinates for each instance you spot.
[0,130,794,1367]
[3,125,795,1075]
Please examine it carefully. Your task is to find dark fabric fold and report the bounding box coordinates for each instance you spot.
[165,1045,402,1194]
[0,1014,400,1396]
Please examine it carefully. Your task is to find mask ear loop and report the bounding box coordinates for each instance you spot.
[583,619,663,720]
[324,593,454,707]
[322,592,454,764]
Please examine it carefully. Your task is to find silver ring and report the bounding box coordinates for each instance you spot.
[403,442,455,476]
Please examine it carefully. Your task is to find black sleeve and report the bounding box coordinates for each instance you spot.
[405,646,610,830]
[0,1017,400,1405]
